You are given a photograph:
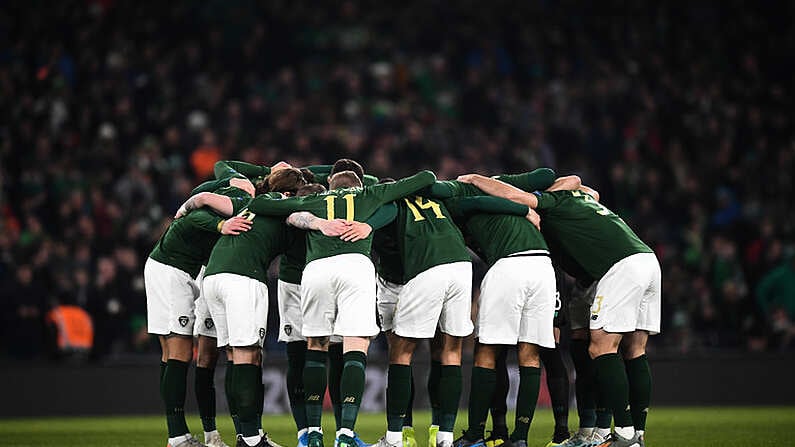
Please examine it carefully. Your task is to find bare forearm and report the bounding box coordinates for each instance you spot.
[546,175,582,192]
[468,175,538,208]
[287,211,322,230]
[179,192,234,217]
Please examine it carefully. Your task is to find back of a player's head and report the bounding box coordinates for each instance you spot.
[299,168,316,184]
[329,170,363,190]
[266,167,306,196]
[297,183,326,197]
[331,158,364,181]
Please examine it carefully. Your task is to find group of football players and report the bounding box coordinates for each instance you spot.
[144,158,660,447]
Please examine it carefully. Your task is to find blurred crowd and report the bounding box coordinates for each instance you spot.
[1,0,794,361]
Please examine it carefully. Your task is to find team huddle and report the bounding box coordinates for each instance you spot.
[144,158,661,447]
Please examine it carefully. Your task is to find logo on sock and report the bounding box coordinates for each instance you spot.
[307,394,321,401]
[284,324,292,335]
[178,316,189,327]
[204,318,214,329]
[343,396,356,403]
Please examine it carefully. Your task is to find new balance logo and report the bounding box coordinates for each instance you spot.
[307,394,321,401]
[343,396,356,403]
[517,416,530,424]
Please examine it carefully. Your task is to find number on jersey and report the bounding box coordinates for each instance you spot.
[324,193,356,221]
[404,196,446,221]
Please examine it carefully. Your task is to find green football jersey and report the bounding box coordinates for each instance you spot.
[393,195,471,281]
[248,170,436,263]
[534,190,653,280]
[204,195,296,283]
[372,217,405,285]
[444,196,548,267]
[149,187,252,277]
[277,228,307,285]
[278,203,399,285]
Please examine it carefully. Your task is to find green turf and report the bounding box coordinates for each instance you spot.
[0,407,793,447]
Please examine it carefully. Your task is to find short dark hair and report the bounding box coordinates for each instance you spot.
[329,170,363,190]
[299,168,316,184]
[297,183,326,196]
[266,167,306,195]
[378,177,396,184]
[331,158,365,181]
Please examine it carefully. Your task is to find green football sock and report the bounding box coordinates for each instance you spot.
[328,344,344,429]
[540,347,570,436]
[438,365,462,433]
[304,349,328,428]
[593,353,633,428]
[428,360,442,426]
[570,339,597,428]
[159,361,167,401]
[340,351,367,430]
[163,359,190,437]
[195,366,217,432]
[234,364,261,438]
[287,341,308,430]
[404,369,415,427]
[256,365,264,431]
[225,362,241,434]
[595,388,612,430]
[510,366,541,442]
[466,366,496,440]
[387,364,412,432]
[490,347,509,434]
[625,354,651,431]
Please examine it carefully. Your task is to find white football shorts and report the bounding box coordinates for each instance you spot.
[591,252,662,334]
[144,257,199,336]
[300,253,379,338]
[476,254,556,348]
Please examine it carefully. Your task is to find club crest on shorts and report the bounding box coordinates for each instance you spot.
[284,324,292,336]
[178,316,189,327]
[204,318,214,330]
[259,328,266,340]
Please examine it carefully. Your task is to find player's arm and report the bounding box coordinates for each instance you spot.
[457,174,539,208]
[214,160,271,179]
[340,202,398,242]
[445,196,540,229]
[286,212,351,237]
[496,167,556,192]
[370,170,437,204]
[175,192,235,218]
[546,175,582,192]
[363,174,379,186]
[247,194,306,216]
[425,180,482,199]
[188,208,252,235]
[190,161,255,195]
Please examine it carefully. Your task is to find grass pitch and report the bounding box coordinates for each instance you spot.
[0,407,793,447]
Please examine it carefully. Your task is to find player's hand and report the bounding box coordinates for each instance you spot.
[456,174,484,184]
[229,177,256,197]
[174,203,189,219]
[271,161,292,172]
[220,216,252,235]
[318,218,351,237]
[526,208,541,230]
[339,221,373,242]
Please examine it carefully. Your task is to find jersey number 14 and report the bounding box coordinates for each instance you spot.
[404,196,446,221]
